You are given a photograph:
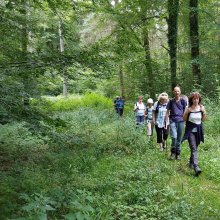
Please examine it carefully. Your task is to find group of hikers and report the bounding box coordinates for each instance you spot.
[113,87,207,176]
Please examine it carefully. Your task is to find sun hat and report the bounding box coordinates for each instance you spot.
[147,98,153,104]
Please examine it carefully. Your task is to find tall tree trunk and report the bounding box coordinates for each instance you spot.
[189,0,201,85]
[143,21,154,98]
[119,65,124,97]
[21,0,29,107]
[27,2,33,53]
[58,9,67,96]
[115,0,124,98]
[167,0,179,90]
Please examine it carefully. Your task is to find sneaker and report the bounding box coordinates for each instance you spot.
[170,153,175,160]
[159,147,163,152]
[176,155,181,160]
[195,167,202,176]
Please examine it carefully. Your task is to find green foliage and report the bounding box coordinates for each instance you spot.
[33,92,113,112]
[2,94,220,219]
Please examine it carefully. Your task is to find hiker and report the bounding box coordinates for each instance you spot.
[145,98,154,139]
[182,92,206,176]
[113,96,119,113]
[118,96,125,117]
[165,87,187,160]
[153,93,169,151]
[134,96,146,128]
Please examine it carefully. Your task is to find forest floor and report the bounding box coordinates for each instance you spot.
[1,94,220,219]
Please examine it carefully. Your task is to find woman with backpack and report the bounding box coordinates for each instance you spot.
[134,96,146,128]
[145,98,154,139]
[182,92,206,176]
[153,93,170,151]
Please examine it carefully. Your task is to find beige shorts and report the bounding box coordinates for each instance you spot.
[146,120,154,136]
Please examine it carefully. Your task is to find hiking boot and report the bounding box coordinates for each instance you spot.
[159,147,163,152]
[176,155,181,160]
[195,167,202,176]
[170,153,175,160]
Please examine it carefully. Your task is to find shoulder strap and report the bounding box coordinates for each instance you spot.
[155,101,160,113]
[187,105,203,121]
[170,98,174,109]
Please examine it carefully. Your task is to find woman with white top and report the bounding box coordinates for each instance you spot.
[134,96,146,128]
[182,92,206,176]
[153,92,170,151]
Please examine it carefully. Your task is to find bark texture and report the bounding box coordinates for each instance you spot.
[189,0,201,85]
[167,0,179,90]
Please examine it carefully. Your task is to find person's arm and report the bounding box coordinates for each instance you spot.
[200,106,207,122]
[134,104,138,111]
[183,107,191,121]
[144,110,148,118]
[152,110,155,125]
[165,110,170,129]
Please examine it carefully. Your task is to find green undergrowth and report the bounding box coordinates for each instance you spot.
[31,92,114,112]
[1,96,220,219]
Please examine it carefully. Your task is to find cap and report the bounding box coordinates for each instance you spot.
[147,98,153,104]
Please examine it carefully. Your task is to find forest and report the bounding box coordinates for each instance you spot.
[1,0,220,219]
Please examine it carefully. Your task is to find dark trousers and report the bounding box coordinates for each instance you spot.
[136,116,145,129]
[188,132,199,168]
[155,125,170,143]
[118,108,123,116]
[136,116,145,124]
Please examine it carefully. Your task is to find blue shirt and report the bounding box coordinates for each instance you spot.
[117,100,125,109]
[153,101,169,128]
[166,98,187,122]
[146,107,153,122]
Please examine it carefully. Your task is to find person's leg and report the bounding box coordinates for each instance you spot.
[176,121,184,158]
[188,133,199,167]
[136,116,141,129]
[140,116,145,129]
[188,132,201,175]
[162,125,170,148]
[147,121,151,138]
[151,121,154,136]
[169,121,177,159]
[120,108,124,116]
[163,125,170,141]
[155,125,163,151]
[140,116,145,123]
[118,108,121,116]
